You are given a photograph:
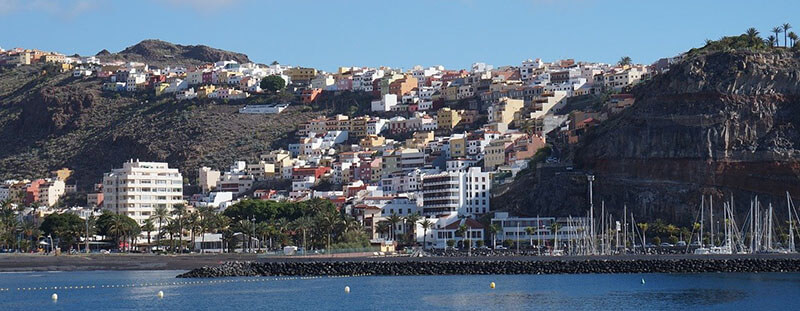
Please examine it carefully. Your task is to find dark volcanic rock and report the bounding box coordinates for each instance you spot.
[101,39,250,67]
[177,258,800,278]
[497,49,800,223]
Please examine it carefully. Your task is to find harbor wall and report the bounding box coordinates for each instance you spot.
[177,258,800,278]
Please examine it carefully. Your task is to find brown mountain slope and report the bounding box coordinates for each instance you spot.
[494,49,800,223]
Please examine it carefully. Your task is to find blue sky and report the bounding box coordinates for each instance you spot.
[2,0,800,71]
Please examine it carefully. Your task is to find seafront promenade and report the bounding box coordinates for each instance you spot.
[2,253,800,273]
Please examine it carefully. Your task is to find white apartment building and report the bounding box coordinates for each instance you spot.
[38,179,66,207]
[371,94,398,112]
[420,167,491,218]
[102,160,183,225]
[353,69,384,92]
[521,58,544,82]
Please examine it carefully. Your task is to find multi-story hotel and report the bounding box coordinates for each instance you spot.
[102,160,183,225]
[421,167,491,217]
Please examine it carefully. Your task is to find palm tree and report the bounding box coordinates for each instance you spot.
[376,221,391,241]
[456,224,470,250]
[150,206,169,251]
[420,219,433,250]
[275,217,290,246]
[21,220,39,252]
[404,213,421,244]
[772,27,783,47]
[196,206,214,253]
[789,32,798,48]
[165,219,179,252]
[617,56,632,67]
[387,213,402,241]
[172,204,187,250]
[292,216,314,254]
[140,219,155,251]
[745,27,760,40]
[317,210,340,252]
[235,219,256,252]
[783,23,792,47]
[525,226,536,247]
[107,214,129,252]
[186,212,200,251]
[766,35,777,47]
[487,223,501,249]
[255,221,271,252]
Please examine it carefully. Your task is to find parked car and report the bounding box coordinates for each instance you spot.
[660,242,674,247]
[676,241,687,247]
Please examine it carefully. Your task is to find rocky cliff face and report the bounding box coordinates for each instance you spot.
[497,50,800,223]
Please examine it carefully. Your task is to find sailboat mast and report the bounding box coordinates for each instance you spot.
[710,195,714,247]
[700,196,705,246]
[601,201,605,255]
[623,204,627,252]
[788,191,795,252]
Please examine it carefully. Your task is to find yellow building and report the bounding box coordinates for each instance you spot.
[484,138,512,171]
[60,63,74,72]
[155,83,170,96]
[449,135,467,158]
[349,116,369,138]
[42,54,66,63]
[405,131,434,149]
[197,85,216,98]
[491,97,524,127]
[360,135,385,150]
[437,107,462,131]
[286,67,318,82]
[442,85,459,101]
[51,168,73,181]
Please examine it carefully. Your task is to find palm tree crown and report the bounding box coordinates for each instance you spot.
[772,26,783,46]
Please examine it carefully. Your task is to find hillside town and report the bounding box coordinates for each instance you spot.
[0,44,685,254]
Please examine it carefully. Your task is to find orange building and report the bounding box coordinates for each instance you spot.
[388,75,418,97]
[302,88,323,103]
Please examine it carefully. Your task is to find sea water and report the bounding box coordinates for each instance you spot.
[0,271,797,310]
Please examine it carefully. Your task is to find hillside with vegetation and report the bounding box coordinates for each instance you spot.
[0,42,375,189]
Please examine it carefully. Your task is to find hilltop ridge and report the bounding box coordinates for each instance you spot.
[97,39,251,67]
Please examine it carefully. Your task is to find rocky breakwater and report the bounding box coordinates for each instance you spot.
[177,258,800,278]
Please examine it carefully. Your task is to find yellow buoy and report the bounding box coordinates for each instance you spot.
[157,291,164,299]
[51,293,58,301]
[344,286,350,293]
[490,282,496,289]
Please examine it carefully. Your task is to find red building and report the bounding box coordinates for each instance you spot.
[25,179,45,205]
[292,166,330,181]
[202,71,213,84]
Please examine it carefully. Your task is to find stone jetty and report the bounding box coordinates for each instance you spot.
[177,257,800,278]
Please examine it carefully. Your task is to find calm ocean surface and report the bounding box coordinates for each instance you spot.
[0,270,797,310]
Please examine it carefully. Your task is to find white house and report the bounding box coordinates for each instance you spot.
[371,94,398,112]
